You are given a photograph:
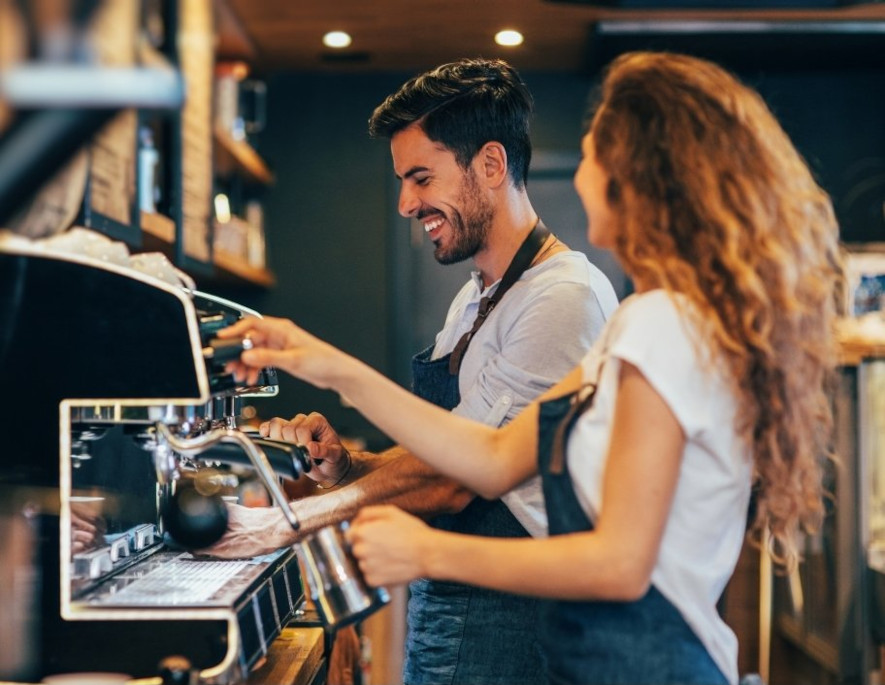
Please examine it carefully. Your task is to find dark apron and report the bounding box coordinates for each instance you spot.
[536,392,729,685]
[402,344,547,685]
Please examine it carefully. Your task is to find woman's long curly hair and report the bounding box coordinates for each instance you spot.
[590,52,843,567]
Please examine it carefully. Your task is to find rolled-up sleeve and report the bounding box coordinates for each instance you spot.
[455,280,608,426]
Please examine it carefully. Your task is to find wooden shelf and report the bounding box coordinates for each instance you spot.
[140,210,176,245]
[214,124,274,184]
[140,212,274,290]
[214,0,258,62]
[214,247,276,288]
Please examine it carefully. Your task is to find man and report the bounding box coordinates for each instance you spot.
[206,58,619,685]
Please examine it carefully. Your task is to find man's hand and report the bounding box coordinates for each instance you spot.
[194,503,297,558]
[70,505,106,555]
[260,412,352,486]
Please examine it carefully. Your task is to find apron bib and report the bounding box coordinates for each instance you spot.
[402,345,546,685]
[536,392,728,685]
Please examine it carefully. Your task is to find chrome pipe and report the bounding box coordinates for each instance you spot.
[154,423,300,531]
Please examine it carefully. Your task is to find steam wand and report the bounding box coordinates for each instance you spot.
[154,422,300,531]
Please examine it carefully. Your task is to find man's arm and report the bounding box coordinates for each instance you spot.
[262,411,477,526]
[200,440,475,559]
[291,450,475,537]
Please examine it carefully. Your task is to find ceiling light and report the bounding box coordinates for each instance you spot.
[495,29,524,47]
[323,31,353,49]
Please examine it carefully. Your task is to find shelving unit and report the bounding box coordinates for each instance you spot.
[135,0,276,292]
[2,2,268,294]
[204,0,276,291]
[214,124,275,185]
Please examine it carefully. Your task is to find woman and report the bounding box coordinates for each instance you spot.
[220,52,842,684]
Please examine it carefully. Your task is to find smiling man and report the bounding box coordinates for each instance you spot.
[205,58,619,685]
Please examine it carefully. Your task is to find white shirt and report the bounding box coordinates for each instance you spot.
[432,250,619,537]
[568,290,752,685]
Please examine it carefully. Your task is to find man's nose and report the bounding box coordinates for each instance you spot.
[398,186,420,218]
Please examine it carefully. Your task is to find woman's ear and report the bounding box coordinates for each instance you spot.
[474,141,508,188]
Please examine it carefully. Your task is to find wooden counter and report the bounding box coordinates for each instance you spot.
[247,627,326,685]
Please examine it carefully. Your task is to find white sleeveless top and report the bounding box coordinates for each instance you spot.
[568,290,753,685]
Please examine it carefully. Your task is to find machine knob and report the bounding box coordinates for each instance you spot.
[158,654,197,685]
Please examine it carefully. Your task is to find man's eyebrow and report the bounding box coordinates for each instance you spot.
[396,165,430,181]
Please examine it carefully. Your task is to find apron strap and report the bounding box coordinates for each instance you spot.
[448,219,551,375]
[549,382,598,475]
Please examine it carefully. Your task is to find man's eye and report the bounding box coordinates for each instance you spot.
[415,176,430,186]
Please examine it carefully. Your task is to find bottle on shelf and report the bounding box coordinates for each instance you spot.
[245,200,265,269]
[138,125,160,214]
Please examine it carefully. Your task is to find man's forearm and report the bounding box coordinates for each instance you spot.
[337,445,408,484]
[290,451,476,537]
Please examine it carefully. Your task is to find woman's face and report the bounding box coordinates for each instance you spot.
[574,132,617,250]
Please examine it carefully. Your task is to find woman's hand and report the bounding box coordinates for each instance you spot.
[218,316,348,390]
[346,505,437,588]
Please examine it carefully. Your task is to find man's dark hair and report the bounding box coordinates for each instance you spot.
[368,58,534,188]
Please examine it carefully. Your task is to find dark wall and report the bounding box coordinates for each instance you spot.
[745,68,885,244]
[234,72,409,447]
[234,63,885,446]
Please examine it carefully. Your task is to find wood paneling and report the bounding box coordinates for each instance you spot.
[224,0,885,72]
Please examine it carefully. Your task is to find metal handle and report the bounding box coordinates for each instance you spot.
[154,423,300,531]
[202,336,253,362]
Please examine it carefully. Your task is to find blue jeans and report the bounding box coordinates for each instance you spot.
[405,577,546,685]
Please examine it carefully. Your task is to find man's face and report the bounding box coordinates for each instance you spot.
[391,124,494,265]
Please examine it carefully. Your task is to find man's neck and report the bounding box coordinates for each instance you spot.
[473,194,539,288]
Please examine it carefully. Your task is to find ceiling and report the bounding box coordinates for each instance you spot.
[221,0,885,73]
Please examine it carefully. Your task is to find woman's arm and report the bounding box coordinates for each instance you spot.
[348,361,686,601]
[218,316,582,498]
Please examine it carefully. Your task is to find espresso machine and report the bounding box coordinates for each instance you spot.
[0,239,322,683]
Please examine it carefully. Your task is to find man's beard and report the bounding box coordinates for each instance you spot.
[434,171,494,265]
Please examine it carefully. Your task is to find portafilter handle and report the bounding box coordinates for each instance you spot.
[154,422,300,531]
[202,336,253,363]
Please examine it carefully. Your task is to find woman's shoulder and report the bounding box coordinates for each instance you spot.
[605,289,709,365]
[603,290,730,436]
[611,289,687,331]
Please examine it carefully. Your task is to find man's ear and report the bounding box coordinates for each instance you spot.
[473,141,508,188]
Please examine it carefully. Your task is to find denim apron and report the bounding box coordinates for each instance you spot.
[403,344,547,685]
[536,391,728,685]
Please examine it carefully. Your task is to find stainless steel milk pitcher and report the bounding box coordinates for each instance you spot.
[296,521,390,629]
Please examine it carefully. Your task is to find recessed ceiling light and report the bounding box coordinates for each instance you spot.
[323,31,353,49]
[495,29,524,47]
